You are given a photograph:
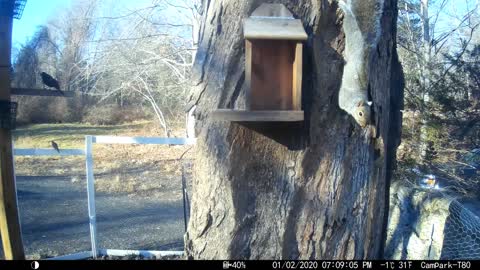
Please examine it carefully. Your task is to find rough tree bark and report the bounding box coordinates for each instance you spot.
[185,0,404,259]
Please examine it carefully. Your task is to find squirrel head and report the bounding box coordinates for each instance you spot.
[353,100,371,128]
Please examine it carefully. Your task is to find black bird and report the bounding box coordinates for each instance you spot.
[40,72,64,95]
[51,140,60,153]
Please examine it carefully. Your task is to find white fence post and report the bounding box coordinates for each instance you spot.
[13,135,194,260]
[85,136,98,259]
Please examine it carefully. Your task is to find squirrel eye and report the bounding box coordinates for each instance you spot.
[359,112,363,117]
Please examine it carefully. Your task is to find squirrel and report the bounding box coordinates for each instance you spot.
[337,0,384,128]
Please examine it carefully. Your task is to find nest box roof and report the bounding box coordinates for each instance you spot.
[244,4,307,41]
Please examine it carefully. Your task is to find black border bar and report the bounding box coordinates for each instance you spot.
[0,260,478,270]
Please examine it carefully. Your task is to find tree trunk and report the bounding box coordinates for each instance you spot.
[185,0,404,259]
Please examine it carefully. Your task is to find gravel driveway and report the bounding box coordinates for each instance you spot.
[1,174,187,259]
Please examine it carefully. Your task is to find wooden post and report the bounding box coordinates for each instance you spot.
[11,88,75,97]
[0,0,25,260]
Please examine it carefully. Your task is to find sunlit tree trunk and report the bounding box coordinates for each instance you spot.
[185,0,404,259]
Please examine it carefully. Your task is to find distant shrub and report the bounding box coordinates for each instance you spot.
[83,104,148,125]
[14,93,150,125]
[15,95,85,125]
[15,96,57,124]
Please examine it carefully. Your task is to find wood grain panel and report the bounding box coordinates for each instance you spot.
[244,18,308,40]
[250,3,293,18]
[250,39,295,110]
[245,40,252,110]
[292,43,303,110]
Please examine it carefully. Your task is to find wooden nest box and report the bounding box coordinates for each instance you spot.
[212,4,307,122]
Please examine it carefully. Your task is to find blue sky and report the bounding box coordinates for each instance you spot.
[12,0,477,52]
[11,0,184,48]
[12,0,72,47]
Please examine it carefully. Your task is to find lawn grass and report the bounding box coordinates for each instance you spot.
[12,121,194,198]
[12,121,154,149]
[9,121,194,260]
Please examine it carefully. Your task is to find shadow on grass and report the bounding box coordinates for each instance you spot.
[13,123,148,139]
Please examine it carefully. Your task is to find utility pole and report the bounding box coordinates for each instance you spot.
[0,0,25,260]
